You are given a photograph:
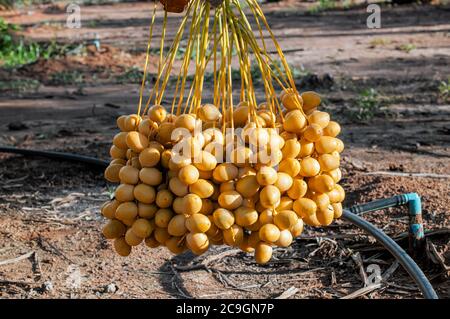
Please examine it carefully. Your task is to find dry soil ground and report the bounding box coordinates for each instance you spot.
[0,1,449,299]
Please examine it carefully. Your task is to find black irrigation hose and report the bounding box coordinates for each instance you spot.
[342,210,438,299]
[0,146,109,168]
[0,146,439,299]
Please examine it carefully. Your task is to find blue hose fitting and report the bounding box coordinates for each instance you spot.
[403,193,424,254]
[348,192,425,257]
[404,193,422,216]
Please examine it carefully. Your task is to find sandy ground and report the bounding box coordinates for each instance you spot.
[0,1,449,299]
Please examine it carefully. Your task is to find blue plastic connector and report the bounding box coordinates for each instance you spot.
[403,193,424,253]
[348,192,425,256]
[404,193,422,216]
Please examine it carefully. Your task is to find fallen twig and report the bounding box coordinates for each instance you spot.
[174,248,241,271]
[32,252,43,281]
[198,291,234,298]
[0,279,37,287]
[331,270,337,286]
[425,239,449,274]
[298,233,365,241]
[341,283,382,299]
[385,288,411,295]
[351,252,369,286]
[210,269,254,292]
[382,260,399,282]
[363,171,450,179]
[0,251,34,266]
[275,286,299,299]
[36,236,74,263]
[5,175,29,184]
[200,249,241,266]
[386,283,419,291]
[169,264,192,299]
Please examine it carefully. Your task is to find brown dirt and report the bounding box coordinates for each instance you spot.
[0,1,449,299]
[23,44,160,81]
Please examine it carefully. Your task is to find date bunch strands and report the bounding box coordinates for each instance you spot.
[101,0,345,264]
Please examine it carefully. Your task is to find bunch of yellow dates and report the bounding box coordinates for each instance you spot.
[101,90,345,264]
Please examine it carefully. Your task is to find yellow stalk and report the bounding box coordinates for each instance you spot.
[137,2,157,117]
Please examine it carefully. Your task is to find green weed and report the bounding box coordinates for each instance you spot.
[0,18,72,68]
[397,43,416,53]
[438,77,450,99]
[0,78,40,93]
[350,88,382,121]
[115,67,146,84]
[50,70,85,85]
[309,0,337,13]
[369,38,391,47]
